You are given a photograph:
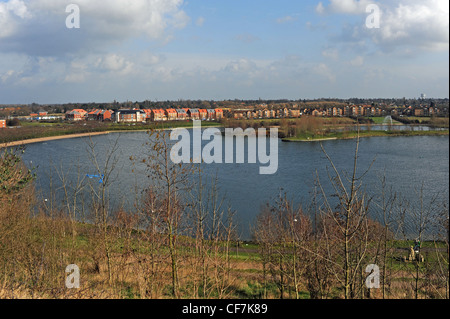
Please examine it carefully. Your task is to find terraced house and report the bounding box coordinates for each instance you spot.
[215,109,224,120]
[207,109,216,120]
[199,109,208,120]
[166,109,178,121]
[188,109,200,120]
[152,109,166,121]
[176,109,188,120]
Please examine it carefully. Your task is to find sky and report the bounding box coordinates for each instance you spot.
[0,0,448,104]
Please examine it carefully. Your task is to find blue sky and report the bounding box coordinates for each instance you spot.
[0,0,448,104]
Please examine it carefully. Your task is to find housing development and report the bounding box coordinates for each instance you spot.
[1,98,448,125]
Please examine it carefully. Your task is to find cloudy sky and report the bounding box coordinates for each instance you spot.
[0,0,448,104]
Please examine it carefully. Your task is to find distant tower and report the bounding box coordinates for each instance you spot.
[420,93,426,100]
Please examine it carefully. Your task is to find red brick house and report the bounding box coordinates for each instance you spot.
[176,109,188,120]
[207,109,216,120]
[152,109,166,121]
[66,109,87,121]
[88,109,112,121]
[142,109,152,121]
[199,109,208,120]
[188,109,200,120]
[215,109,224,120]
[166,109,178,121]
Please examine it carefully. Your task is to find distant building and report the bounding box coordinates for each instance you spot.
[188,109,200,120]
[414,108,425,117]
[115,109,145,123]
[151,109,166,121]
[207,109,216,120]
[88,109,112,121]
[66,109,87,121]
[215,109,224,120]
[0,119,6,129]
[142,109,153,121]
[166,109,178,121]
[199,109,208,121]
[176,109,188,120]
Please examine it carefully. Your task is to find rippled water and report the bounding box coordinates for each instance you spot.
[21,130,449,239]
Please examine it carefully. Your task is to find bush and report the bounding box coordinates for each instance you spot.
[7,118,21,127]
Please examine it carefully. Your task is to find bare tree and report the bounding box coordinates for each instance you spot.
[315,136,374,299]
[143,129,193,298]
[86,135,121,285]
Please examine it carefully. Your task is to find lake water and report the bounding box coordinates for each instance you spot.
[21,130,449,239]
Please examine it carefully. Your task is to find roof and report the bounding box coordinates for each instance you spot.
[88,109,102,115]
[67,109,87,115]
[72,109,87,113]
[118,109,142,114]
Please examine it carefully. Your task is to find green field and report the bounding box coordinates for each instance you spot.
[0,121,222,144]
[282,129,449,142]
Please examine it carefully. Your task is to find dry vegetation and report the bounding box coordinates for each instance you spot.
[0,133,448,300]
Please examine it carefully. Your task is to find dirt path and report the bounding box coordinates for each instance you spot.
[0,131,112,149]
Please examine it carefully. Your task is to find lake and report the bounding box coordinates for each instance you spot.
[21,130,449,239]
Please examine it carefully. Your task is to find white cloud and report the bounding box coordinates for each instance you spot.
[372,0,449,51]
[0,0,31,38]
[315,2,325,15]
[6,0,31,18]
[318,0,449,52]
[1,70,17,83]
[317,0,374,15]
[0,0,190,56]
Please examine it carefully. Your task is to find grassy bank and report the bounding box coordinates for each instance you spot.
[0,121,222,146]
[0,213,447,300]
[282,129,450,142]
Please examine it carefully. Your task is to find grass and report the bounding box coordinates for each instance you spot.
[2,211,448,299]
[282,129,449,142]
[364,117,401,125]
[0,120,222,144]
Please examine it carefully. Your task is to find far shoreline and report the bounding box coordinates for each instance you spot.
[282,130,449,142]
[0,123,223,149]
[1,125,448,148]
[0,131,113,148]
